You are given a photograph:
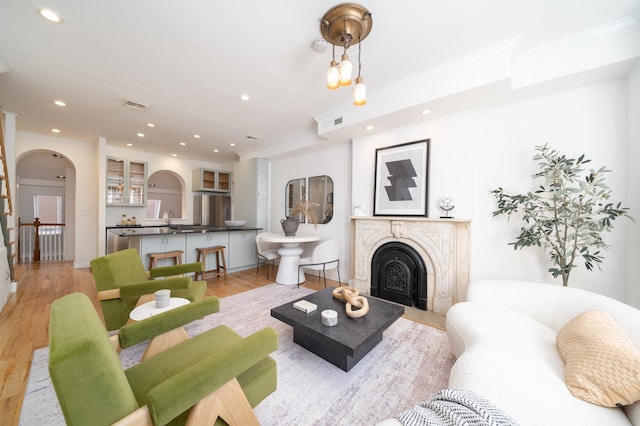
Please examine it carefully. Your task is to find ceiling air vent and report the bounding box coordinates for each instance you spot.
[124,100,148,111]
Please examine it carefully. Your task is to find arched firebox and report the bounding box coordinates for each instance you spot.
[371,242,427,310]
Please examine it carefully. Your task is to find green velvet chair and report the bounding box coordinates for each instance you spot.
[91,248,207,330]
[49,292,278,426]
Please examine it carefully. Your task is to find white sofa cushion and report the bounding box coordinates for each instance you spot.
[447,302,632,426]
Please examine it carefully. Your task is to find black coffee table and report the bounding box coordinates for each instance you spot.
[271,287,404,371]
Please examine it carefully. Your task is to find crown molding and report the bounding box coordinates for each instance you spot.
[312,16,640,141]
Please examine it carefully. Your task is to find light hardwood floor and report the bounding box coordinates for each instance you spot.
[0,261,327,426]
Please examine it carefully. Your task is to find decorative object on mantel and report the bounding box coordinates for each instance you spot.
[439,197,455,218]
[332,286,370,318]
[320,3,372,106]
[374,139,430,217]
[491,144,633,286]
[353,204,367,216]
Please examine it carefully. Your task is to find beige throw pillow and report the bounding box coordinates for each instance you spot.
[556,310,640,407]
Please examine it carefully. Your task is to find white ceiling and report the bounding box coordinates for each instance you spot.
[1,0,639,167]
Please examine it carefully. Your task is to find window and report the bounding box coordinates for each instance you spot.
[34,195,63,223]
[147,199,161,219]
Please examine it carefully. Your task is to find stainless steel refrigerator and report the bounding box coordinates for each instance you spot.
[193,194,231,226]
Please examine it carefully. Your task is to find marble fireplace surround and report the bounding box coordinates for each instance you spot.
[350,217,470,315]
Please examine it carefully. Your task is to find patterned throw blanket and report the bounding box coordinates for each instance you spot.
[395,389,520,426]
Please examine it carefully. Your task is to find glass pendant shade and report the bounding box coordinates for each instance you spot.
[338,52,353,86]
[353,76,366,106]
[326,60,340,90]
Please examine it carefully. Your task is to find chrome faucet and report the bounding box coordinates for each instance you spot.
[167,210,175,226]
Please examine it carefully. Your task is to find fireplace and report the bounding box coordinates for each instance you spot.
[371,242,427,309]
[351,217,470,315]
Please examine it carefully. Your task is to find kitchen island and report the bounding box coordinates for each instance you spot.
[107,225,261,272]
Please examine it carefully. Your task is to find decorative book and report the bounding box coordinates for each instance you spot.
[293,300,317,313]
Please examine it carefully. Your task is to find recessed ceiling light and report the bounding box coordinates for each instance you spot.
[56,175,66,179]
[126,143,133,147]
[365,125,374,131]
[245,135,259,140]
[193,134,200,139]
[213,149,219,153]
[421,109,432,115]
[137,133,144,137]
[52,153,65,158]
[179,142,186,146]
[147,123,155,128]
[240,94,250,101]
[230,143,236,147]
[51,128,60,133]
[54,100,66,107]
[172,154,177,157]
[38,8,63,23]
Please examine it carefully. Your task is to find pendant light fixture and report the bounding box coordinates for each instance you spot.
[320,3,372,106]
[326,44,340,90]
[353,36,366,105]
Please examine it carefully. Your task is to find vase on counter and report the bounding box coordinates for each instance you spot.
[281,217,299,237]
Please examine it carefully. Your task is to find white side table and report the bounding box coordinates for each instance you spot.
[129,297,190,321]
[261,234,320,285]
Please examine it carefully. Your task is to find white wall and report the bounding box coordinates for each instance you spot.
[16,132,98,269]
[352,79,634,304]
[269,143,351,283]
[627,61,640,308]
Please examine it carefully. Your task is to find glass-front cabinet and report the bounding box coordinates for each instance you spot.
[107,157,148,206]
[192,168,231,192]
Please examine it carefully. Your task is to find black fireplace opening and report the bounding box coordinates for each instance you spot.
[371,242,427,310]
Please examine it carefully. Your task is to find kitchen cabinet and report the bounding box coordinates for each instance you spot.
[185,231,229,263]
[193,168,231,192]
[135,234,186,268]
[233,158,268,229]
[228,230,257,269]
[107,157,147,206]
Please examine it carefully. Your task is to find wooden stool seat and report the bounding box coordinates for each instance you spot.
[148,250,184,270]
[196,246,227,280]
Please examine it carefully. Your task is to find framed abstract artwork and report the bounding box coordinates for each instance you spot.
[373,139,430,216]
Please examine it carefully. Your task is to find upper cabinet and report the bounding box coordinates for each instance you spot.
[233,158,269,229]
[106,157,147,206]
[192,168,231,192]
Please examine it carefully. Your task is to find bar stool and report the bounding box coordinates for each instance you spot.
[195,246,227,280]
[147,250,184,270]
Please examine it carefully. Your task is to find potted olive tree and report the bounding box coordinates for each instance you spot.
[491,144,632,286]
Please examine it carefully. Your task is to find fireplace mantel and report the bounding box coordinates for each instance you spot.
[350,216,470,315]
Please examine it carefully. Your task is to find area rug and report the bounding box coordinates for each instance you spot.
[20,284,455,425]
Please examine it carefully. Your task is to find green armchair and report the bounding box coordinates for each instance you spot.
[90,248,207,330]
[49,292,278,425]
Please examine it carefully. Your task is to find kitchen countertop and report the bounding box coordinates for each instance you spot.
[108,225,261,237]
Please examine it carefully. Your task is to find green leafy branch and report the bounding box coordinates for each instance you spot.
[491,144,632,286]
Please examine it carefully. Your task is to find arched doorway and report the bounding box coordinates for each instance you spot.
[16,150,76,262]
[147,170,184,220]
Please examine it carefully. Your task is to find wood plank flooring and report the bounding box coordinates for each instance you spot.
[0,261,326,426]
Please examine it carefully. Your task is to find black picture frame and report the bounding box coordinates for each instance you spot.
[373,139,430,216]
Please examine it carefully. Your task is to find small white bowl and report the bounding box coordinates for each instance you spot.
[224,220,246,227]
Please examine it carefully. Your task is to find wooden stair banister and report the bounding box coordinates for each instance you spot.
[0,118,15,281]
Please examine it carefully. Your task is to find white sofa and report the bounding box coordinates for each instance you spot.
[444,280,640,426]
